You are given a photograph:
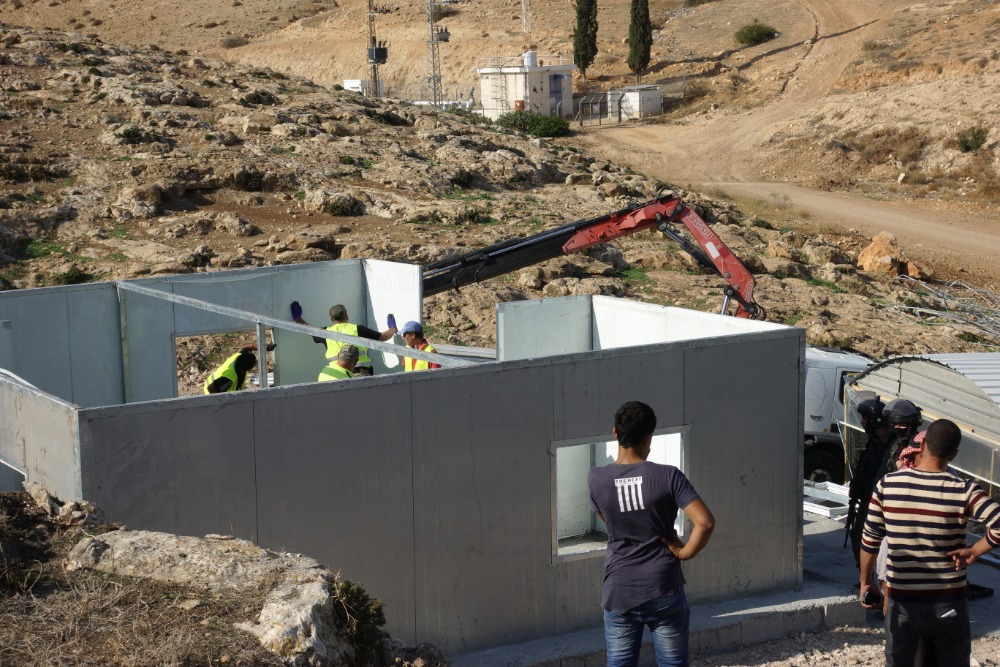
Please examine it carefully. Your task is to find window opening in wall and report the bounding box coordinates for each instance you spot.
[553,428,686,562]
[174,329,273,397]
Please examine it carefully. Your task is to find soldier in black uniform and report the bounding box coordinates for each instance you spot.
[846,397,893,569]
[881,398,923,477]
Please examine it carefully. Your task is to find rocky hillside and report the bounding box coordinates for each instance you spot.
[0,22,997,381]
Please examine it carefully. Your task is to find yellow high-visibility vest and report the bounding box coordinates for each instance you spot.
[204,352,244,393]
[404,343,438,372]
[324,323,370,365]
[318,364,355,382]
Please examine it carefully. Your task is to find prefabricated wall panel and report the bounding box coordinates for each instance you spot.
[64,327,802,655]
[0,381,80,499]
[3,278,804,654]
[79,397,259,540]
[0,283,124,407]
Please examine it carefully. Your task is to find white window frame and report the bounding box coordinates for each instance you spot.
[549,425,688,564]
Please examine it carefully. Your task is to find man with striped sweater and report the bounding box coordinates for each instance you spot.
[860,418,1000,666]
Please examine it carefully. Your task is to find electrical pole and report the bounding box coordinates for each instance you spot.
[426,0,450,107]
[521,0,531,52]
[366,0,388,99]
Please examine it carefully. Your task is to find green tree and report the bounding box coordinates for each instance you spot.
[572,0,599,80]
[627,0,652,83]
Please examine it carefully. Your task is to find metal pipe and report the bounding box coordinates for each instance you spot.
[114,281,474,368]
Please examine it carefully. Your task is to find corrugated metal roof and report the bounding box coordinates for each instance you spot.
[855,353,1000,408]
[914,353,1000,407]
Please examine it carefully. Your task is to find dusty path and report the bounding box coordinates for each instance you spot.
[572,0,999,288]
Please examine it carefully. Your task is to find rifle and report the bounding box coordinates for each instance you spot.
[844,498,857,548]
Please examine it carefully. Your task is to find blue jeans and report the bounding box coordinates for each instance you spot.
[885,597,969,667]
[604,590,690,667]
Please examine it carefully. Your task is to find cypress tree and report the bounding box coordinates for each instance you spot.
[627,0,652,83]
[572,0,599,81]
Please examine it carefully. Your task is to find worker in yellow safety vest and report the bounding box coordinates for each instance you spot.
[204,348,257,394]
[399,321,441,372]
[291,301,397,376]
[317,344,359,382]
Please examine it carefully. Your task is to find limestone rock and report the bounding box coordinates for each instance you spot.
[283,225,348,252]
[66,530,355,666]
[113,184,162,220]
[763,257,812,280]
[859,232,903,275]
[767,240,802,262]
[24,480,60,516]
[275,248,335,264]
[303,190,365,217]
[802,242,851,266]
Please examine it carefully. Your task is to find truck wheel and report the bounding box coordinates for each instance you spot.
[804,450,845,484]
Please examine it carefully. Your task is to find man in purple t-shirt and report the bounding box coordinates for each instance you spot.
[588,401,715,667]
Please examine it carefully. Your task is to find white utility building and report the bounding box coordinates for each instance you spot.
[609,84,663,120]
[477,51,575,120]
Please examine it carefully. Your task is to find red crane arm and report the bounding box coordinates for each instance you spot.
[561,196,760,319]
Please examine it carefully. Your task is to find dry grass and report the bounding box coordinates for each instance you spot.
[0,492,284,667]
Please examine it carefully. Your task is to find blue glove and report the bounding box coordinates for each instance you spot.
[291,301,302,320]
[387,313,396,330]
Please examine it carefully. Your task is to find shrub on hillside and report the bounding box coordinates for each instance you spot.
[221,36,249,49]
[957,126,988,153]
[496,110,570,138]
[735,20,778,47]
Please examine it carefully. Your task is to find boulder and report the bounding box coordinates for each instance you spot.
[766,240,802,262]
[112,184,162,220]
[303,190,365,217]
[275,248,335,264]
[859,232,903,275]
[762,256,812,280]
[66,530,355,666]
[283,225,348,252]
[801,242,851,266]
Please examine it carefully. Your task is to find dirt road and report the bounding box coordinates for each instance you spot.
[572,0,999,288]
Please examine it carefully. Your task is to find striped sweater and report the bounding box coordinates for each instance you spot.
[861,468,1000,602]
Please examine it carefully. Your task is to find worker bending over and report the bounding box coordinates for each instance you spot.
[399,321,440,372]
[291,301,397,376]
[318,345,359,382]
[204,348,257,394]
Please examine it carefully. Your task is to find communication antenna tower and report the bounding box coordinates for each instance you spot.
[521,0,531,52]
[366,0,389,99]
[426,0,451,107]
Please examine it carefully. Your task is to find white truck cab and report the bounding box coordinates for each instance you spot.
[803,346,872,483]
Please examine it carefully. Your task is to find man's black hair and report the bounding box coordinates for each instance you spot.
[235,351,257,373]
[924,418,961,458]
[614,401,657,448]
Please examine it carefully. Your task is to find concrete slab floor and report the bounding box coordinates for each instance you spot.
[452,513,1000,666]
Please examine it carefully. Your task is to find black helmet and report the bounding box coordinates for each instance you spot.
[857,398,887,427]
[885,398,921,425]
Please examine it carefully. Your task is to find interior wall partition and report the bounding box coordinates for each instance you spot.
[0,380,80,499]
[0,282,124,408]
[0,260,422,406]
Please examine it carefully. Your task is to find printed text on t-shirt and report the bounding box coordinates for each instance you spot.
[615,476,645,512]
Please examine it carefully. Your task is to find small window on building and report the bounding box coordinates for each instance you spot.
[552,429,686,563]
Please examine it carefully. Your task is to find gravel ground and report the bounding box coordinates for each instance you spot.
[693,623,1000,666]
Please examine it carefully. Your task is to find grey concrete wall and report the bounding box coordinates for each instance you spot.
[0,283,124,408]
[0,379,80,499]
[74,328,803,655]
[0,260,421,406]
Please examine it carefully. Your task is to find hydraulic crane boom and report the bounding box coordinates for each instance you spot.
[422,195,763,319]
